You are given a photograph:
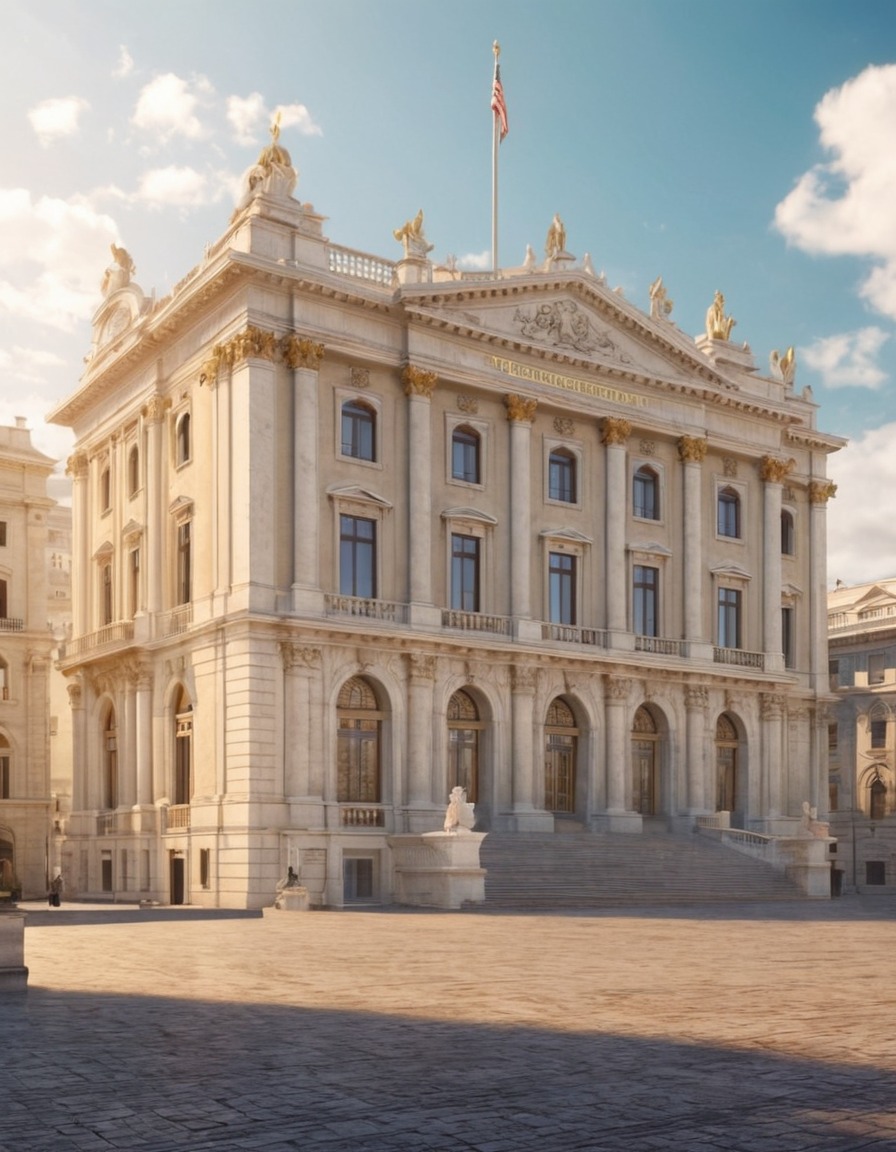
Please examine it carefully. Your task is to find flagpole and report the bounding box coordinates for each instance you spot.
[491,41,500,273]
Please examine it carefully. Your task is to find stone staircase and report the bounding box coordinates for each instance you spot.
[476,827,805,909]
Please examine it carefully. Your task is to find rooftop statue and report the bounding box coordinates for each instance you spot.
[770,345,796,386]
[545,213,567,260]
[705,290,736,341]
[393,208,433,258]
[100,243,136,297]
[233,114,298,214]
[649,275,673,321]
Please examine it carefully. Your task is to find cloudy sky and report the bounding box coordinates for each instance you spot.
[3,0,896,585]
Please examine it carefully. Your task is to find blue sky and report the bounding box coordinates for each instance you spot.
[3,0,896,584]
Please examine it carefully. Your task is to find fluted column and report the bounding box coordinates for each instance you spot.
[684,685,709,812]
[809,480,837,695]
[761,692,785,819]
[135,666,153,807]
[284,337,325,609]
[760,456,793,668]
[604,676,631,812]
[602,419,631,634]
[678,437,707,642]
[403,366,438,608]
[505,396,537,622]
[406,653,436,808]
[510,664,537,813]
[121,675,137,809]
[66,451,90,635]
[143,397,167,616]
[280,643,322,800]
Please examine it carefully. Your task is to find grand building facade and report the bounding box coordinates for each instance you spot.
[50,133,843,908]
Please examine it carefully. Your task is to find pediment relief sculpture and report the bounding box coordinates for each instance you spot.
[512,299,633,363]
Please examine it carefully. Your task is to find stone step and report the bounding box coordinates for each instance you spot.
[477,831,804,908]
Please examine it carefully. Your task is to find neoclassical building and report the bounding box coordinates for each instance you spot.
[50,131,843,908]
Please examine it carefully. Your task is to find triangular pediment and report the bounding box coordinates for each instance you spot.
[854,585,896,610]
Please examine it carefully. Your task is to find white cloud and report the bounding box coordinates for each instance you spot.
[113,45,134,80]
[0,188,119,330]
[801,327,890,389]
[457,249,491,271]
[828,424,896,585]
[131,73,212,142]
[775,64,896,320]
[28,97,89,146]
[0,345,67,384]
[135,166,211,209]
[227,94,323,147]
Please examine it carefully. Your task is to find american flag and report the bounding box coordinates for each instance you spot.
[491,62,508,141]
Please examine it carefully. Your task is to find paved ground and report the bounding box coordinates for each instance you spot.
[3,896,896,1152]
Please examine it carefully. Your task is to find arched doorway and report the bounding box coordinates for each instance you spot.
[631,706,659,816]
[447,689,483,804]
[174,687,193,806]
[545,697,577,814]
[102,706,118,810]
[336,676,383,805]
[869,772,887,821]
[715,713,739,823]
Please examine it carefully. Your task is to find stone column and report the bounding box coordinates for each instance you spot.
[678,436,708,644]
[405,653,436,821]
[143,397,167,617]
[135,666,153,808]
[68,680,87,814]
[602,419,631,636]
[66,451,90,635]
[761,692,785,820]
[760,456,793,670]
[505,396,537,628]
[604,676,631,813]
[284,336,325,613]
[809,481,837,696]
[121,674,137,809]
[684,685,709,813]
[280,643,322,816]
[510,664,538,819]
[403,366,438,622]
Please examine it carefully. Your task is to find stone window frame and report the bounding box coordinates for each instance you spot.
[328,485,393,602]
[442,507,498,616]
[631,459,665,524]
[334,387,383,471]
[715,478,747,543]
[543,435,584,510]
[446,412,489,491]
[539,528,592,627]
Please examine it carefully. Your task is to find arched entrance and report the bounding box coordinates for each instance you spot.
[715,713,740,824]
[447,689,483,803]
[869,772,887,821]
[544,697,577,814]
[336,676,383,805]
[631,706,659,816]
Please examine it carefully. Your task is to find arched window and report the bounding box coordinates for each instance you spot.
[447,689,484,802]
[103,707,118,809]
[717,486,740,538]
[0,734,10,799]
[715,713,739,816]
[128,445,140,497]
[451,426,481,484]
[545,697,577,813]
[341,400,376,461]
[781,509,794,555]
[633,466,659,520]
[337,677,383,804]
[176,412,191,466]
[870,775,887,821]
[548,449,577,503]
[174,689,193,805]
[632,706,659,815]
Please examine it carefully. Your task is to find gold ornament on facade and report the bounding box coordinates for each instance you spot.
[601,417,631,446]
[402,365,438,398]
[759,455,796,484]
[142,395,170,424]
[282,335,325,371]
[504,394,537,423]
[808,479,837,504]
[769,346,796,386]
[678,436,708,463]
[705,290,736,341]
[231,325,278,363]
[66,450,89,479]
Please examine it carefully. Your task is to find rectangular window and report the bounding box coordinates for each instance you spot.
[101,564,113,626]
[200,848,210,889]
[0,578,7,620]
[548,451,576,503]
[869,653,886,685]
[0,755,9,799]
[717,489,740,538]
[549,552,576,625]
[718,587,741,649]
[633,565,659,637]
[177,522,192,605]
[829,659,840,691]
[451,428,480,484]
[0,521,6,547]
[340,515,377,598]
[828,722,839,753]
[870,719,887,749]
[129,548,140,618]
[782,606,795,669]
[451,534,480,612]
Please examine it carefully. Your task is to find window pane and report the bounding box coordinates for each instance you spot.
[718,587,741,648]
[549,552,576,624]
[633,469,658,519]
[718,489,740,537]
[549,451,576,502]
[633,565,658,636]
[340,515,376,598]
[452,428,480,483]
[451,534,480,612]
[341,402,375,461]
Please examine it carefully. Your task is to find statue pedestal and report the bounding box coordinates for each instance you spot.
[388,831,487,909]
[274,885,310,912]
[0,910,27,991]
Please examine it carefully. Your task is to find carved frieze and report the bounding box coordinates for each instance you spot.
[605,676,631,702]
[350,367,370,389]
[457,395,479,414]
[511,665,537,692]
[407,653,436,682]
[553,417,575,436]
[280,642,322,671]
[513,299,633,363]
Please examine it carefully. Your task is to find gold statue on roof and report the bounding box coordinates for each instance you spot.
[705,290,736,341]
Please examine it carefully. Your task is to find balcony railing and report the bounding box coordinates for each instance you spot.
[325,595,408,623]
[442,610,512,636]
[713,646,765,670]
[156,603,193,639]
[327,244,396,286]
[62,621,134,659]
[541,623,606,647]
[340,805,385,828]
[0,618,24,632]
[164,804,191,831]
[635,635,689,657]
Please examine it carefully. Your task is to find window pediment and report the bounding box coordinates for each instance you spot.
[540,527,592,545]
[628,541,672,558]
[441,507,498,527]
[327,484,393,510]
[168,496,194,524]
[93,540,114,560]
[711,563,752,582]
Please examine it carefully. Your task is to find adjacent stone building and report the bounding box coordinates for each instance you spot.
[49,130,844,909]
[0,419,63,898]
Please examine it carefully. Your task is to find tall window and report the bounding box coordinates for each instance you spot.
[869,653,886,685]
[0,736,9,799]
[176,412,191,466]
[177,521,192,605]
[0,659,8,701]
[0,578,7,619]
[337,677,382,803]
[101,563,113,626]
[548,449,577,503]
[341,400,376,461]
[100,467,111,513]
[451,534,480,612]
[174,690,193,805]
[0,522,6,547]
[545,698,577,814]
[781,509,794,555]
[447,689,482,803]
[103,709,118,809]
[633,466,659,520]
[870,718,887,749]
[129,548,140,618]
[340,515,376,598]
[717,486,740,538]
[718,587,741,648]
[128,445,140,497]
[782,606,795,669]
[633,565,659,637]
[451,426,481,484]
[548,552,576,625]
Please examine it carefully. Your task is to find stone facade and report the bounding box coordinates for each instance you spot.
[49,132,843,909]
